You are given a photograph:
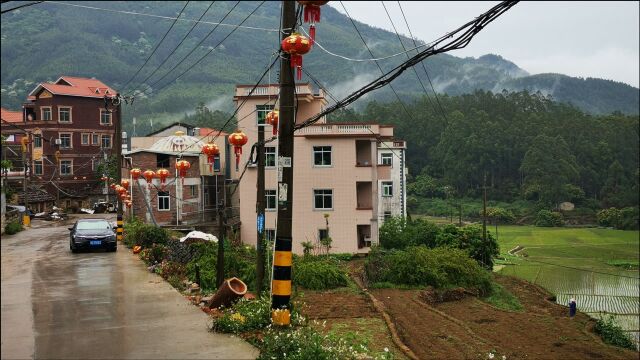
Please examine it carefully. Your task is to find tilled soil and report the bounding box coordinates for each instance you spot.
[371,275,638,360]
[296,291,377,319]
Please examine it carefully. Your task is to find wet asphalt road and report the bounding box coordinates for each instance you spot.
[1,215,258,359]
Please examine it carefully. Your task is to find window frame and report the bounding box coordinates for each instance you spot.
[381,153,393,166]
[256,104,274,126]
[100,109,112,126]
[41,107,52,121]
[313,146,332,167]
[265,229,276,242]
[158,191,170,211]
[58,106,72,123]
[101,134,112,148]
[318,229,329,241]
[59,132,72,149]
[33,160,43,176]
[33,135,42,148]
[60,159,73,176]
[313,189,333,210]
[265,146,276,168]
[81,133,90,145]
[382,181,393,197]
[265,189,277,210]
[190,185,197,197]
[92,133,99,145]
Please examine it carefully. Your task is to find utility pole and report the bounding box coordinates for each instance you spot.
[482,172,487,243]
[21,135,30,226]
[216,203,225,287]
[271,0,296,326]
[256,124,266,295]
[114,95,123,243]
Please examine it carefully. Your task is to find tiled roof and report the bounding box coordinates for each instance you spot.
[17,186,55,203]
[1,108,22,123]
[28,76,117,99]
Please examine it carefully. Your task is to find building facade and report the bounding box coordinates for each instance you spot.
[234,84,407,254]
[0,76,119,209]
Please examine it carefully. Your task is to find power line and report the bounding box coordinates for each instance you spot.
[294,1,519,131]
[123,1,216,96]
[119,1,191,93]
[397,1,449,124]
[126,1,241,97]
[339,1,417,126]
[42,1,281,33]
[1,0,42,14]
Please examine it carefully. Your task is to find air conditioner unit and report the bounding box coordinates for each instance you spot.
[54,139,62,145]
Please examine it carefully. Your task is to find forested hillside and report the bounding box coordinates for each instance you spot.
[1,0,638,125]
[329,91,639,210]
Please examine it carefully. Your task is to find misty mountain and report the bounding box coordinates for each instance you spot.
[2,1,638,123]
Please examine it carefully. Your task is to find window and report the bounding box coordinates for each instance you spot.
[100,110,112,125]
[384,211,392,220]
[41,107,52,121]
[190,185,197,197]
[256,105,274,126]
[318,229,329,241]
[381,153,393,166]
[92,133,99,145]
[59,133,72,148]
[382,182,393,197]
[265,147,276,167]
[313,146,332,166]
[58,107,71,123]
[314,189,333,210]
[33,160,43,175]
[157,153,170,168]
[81,133,90,145]
[265,190,276,210]
[33,135,42,148]
[60,160,72,175]
[101,135,111,148]
[265,229,275,242]
[158,191,170,211]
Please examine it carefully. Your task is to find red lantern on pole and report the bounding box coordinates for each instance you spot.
[109,183,117,191]
[298,1,329,43]
[124,200,132,209]
[266,110,279,136]
[281,33,312,80]
[176,160,191,185]
[100,175,108,182]
[120,179,130,191]
[201,143,220,172]
[228,131,248,171]
[157,168,170,189]
[143,170,155,190]
[130,168,142,181]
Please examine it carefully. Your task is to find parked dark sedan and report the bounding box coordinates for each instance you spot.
[69,219,117,253]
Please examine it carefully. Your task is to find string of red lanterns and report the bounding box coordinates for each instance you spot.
[297,1,329,44]
[228,131,248,171]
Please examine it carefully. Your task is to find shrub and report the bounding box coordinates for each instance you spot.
[535,210,564,227]
[213,297,273,334]
[486,207,516,224]
[365,246,492,295]
[594,315,636,350]
[136,224,169,248]
[436,224,499,269]
[597,208,621,228]
[379,216,440,249]
[4,221,23,235]
[599,207,639,230]
[293,258,348,290]
[140,243,167,265]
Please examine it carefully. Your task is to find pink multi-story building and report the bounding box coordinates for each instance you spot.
[234,84,407,254]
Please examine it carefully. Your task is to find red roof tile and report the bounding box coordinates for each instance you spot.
[28,76,117,99]
[1,108,22,123]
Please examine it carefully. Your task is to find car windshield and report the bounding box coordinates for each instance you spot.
[77,221,111,230]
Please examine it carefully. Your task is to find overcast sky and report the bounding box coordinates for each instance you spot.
[332,1,640,87]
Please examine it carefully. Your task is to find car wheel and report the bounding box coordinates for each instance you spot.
[109,246,117,252]
[71,245,78,253]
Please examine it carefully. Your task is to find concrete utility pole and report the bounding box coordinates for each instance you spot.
[482,172,487,243]
[21,135,30,226]
[114,95,123,243]
[256,122,266,295]
[271,0,296,326]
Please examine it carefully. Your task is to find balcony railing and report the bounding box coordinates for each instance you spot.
[239,85,314,97]
[297,124,380,136]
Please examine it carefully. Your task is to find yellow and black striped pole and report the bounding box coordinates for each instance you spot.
[271,236,292,325]
[116,213,123,242]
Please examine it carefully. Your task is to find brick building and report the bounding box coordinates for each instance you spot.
[0,76,119,210]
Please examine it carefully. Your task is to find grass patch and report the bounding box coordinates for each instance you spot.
[4,221,23,235]
[606,259,639,270]
[481,283,524,312]
[594,315,637,350]
[293,257,349,290]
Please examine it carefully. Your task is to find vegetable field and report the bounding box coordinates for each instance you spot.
[496,226,639,346]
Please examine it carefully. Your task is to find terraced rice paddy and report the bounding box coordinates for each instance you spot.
[496,226,640,346]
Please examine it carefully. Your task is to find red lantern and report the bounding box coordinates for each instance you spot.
[266,110,279,136]
[143,170,155,190]
[157,168,170,189]
[124,200,132,209]
[228,131,249,171]
[121,179,130,190]
[109,183,117,190]
[119,191,127,201]
[100,175,108,182]
[201,143,220,172]
[130,168,142,181]
[176,160,191,185]
[115,185,126,195]
[298,1,329,43]
[281,33,312,80]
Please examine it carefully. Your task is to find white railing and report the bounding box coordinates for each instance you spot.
[242,85,312,96]
[297,124,379,136]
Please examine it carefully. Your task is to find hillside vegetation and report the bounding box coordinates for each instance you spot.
[1,1,638,124]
